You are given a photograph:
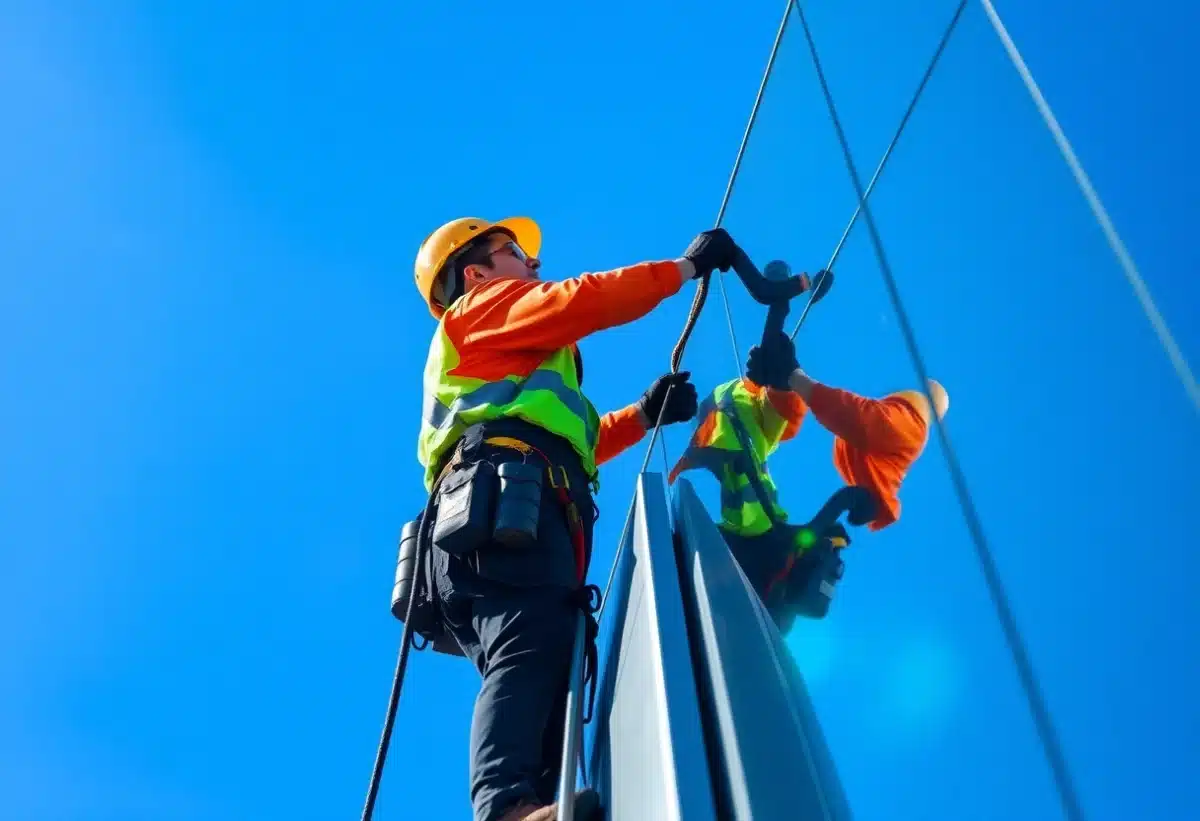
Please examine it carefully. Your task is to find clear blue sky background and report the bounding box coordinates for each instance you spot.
[2,0,1197,819]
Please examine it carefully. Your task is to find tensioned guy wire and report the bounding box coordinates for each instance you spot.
[793,3,1087,820]
[978,0,1199,415]
[789,0,969,339]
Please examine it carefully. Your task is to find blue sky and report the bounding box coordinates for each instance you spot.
[2,0,1197,819]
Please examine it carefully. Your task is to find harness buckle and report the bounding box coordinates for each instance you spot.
[547,464,571,491]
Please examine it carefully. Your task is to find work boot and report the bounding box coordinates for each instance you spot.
[497,788,602,821]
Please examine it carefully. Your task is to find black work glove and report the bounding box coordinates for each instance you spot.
[636,371,699,427]
[846,491,879,527]
[745,330,799,391]
[683,228,739,279]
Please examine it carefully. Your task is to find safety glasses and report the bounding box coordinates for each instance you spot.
[434,238,533,309]
[486,240,529,264]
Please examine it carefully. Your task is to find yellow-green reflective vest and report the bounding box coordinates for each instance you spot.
[418,323,601,491]
[674,379,792,537]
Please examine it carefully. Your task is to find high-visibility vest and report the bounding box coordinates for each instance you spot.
[671,379,791,537]
[418,323,601,491]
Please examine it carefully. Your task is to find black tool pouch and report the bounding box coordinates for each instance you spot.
[431,461,497,556]
[492,460,544,548]
[391,516,467,658]
[391,517,440,636]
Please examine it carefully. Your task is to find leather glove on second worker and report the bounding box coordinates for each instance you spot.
[684,228,740,279]
[637,371,699,428]
[746,331,799,391]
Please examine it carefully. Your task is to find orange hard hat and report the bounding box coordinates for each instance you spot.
[413,216,542,319]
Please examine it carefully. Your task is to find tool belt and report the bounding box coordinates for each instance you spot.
[419,422,603,717]
[429,423,594,583]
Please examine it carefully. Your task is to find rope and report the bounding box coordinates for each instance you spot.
[671,0,793,378]
[789,0,968,339]
[360,494,438,821]
[793,4,1087,821]
[978,0,1199,415]
[597,0,795,616]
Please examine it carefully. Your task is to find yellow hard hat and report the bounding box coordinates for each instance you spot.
[414,216,542,319]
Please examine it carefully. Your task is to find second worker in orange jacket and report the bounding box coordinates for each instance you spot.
[745,329,950,533]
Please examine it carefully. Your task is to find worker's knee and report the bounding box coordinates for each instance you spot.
[478,586,578,671]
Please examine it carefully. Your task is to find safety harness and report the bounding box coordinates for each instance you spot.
[480,433,602,723]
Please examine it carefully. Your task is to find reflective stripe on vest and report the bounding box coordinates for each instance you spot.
[418,324,600,491]
[673,380,789,537]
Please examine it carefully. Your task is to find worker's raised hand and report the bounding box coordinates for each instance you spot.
[683,228,740,278]
[636,371,699,428]
[746,331,798,391]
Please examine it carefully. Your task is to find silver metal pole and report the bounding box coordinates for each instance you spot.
[555,612,588,821]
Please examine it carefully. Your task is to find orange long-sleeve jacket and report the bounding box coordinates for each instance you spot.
[806,384,929,531]
[441,261,686,466]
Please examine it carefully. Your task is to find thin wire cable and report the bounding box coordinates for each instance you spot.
[597,0,795,614]
[793,5,1087,821]
[978,0,1199,415]
[709,0,795,378]
[790,0,968,339]
[658,434,676,531]
[669,0,794,377]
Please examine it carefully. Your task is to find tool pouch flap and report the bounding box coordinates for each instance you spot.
[431,461,496,557]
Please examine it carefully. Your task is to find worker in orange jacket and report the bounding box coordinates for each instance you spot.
[746,331,949,530]
[741,328,950,622]
[412,216,742,821]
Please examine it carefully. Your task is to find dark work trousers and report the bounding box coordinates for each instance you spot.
[431,437,596,821]
[721,526,808,633]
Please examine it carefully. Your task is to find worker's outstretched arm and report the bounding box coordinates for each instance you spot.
[787,370,921,454]
[448,228,741,353]
[745,330,917,454]
[453,260,692,353]
[595,407,646,466]
[595,372,699,466]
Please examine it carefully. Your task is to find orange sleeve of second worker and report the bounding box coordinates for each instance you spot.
[595,405,646,466]
[807,383,925,455]
[764,386,808,442]
[740,378,808,444]
[445,261,685,354]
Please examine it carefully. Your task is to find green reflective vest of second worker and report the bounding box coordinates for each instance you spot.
[668,377,809,537]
